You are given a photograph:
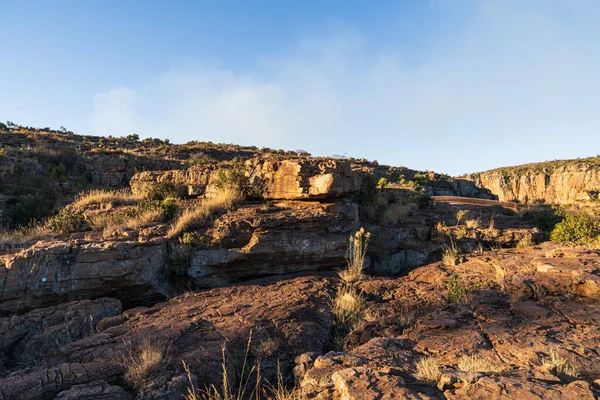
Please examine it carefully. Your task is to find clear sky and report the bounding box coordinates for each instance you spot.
[2,0,599,175]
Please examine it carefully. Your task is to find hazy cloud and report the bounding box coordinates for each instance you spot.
[89,1,600,174]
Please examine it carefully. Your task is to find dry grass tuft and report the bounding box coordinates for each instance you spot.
[73,189,142,209]
[338,228,371,283]
[416,356,441,384]
[457,354,500,373]
[122,336,169,388]
[382,204,415,225]
[456,209,469,226]
[167,188,242,239]
[465,218,481,229]
[332,285,366,327]
[543,348,579,380]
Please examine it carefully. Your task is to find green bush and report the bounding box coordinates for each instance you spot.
[215,162,252,196]
[160,198,178,220]
[550,211,600,244]
[377,177,389,189]
[143,180,187,200]
[523,206,562,231]
[45,209,87,234]
[447,274,467,303]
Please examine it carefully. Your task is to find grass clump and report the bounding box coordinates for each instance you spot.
[416,356,441,384]
[121,336,169,388]
[330,285,366,350]
[457,354,499,373]
[167,187,242,239]
[73,189,142,209]
[338,228,371,283]
[543,348,579,381]
[456,209,468,226]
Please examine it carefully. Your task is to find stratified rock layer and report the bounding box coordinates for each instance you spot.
[130,158,360,200]
[0,276,333,400]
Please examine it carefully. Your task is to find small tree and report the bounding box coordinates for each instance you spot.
[377,177,389,189]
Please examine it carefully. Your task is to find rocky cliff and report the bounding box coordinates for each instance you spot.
[466,157,600,204]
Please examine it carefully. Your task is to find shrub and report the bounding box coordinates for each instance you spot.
[331,285,366,349]
[143,180,187,200]
[447,273,467,303]
[465,218,480,229]
[45,209,87,234]
[550,211,600,244]
[522,206,563,231]
[215,162,253,197]
[442,242,460,266]
[160,198,178,219]
[360,175,378,204]
[416,356,440,384]
[377,177,389,189]
[121,336,168,388]
[179,231,204,247]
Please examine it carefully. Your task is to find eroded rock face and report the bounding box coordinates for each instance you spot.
[185,200,359,287]
[295,244,600,399]
[0,297,121,375]
[0,276,333,400]
[468,164,600,204]
[130,158,360,200]
[0,240,168,315]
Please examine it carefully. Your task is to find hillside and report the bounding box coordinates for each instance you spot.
[1,124,599,399]
[0,124,487,230]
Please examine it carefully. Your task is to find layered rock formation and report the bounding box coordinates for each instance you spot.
[130,158,360,200]
[467,161,600,204]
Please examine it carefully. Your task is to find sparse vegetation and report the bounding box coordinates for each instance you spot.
[458,354,499,373]
[456,209,468,226]
[73,189,142,209]
[167,187,242,239]
[416,356,441,384]
[339,228,371,283]
[442,240,460,266]
[121,336,169,388]
[543,348,579,381]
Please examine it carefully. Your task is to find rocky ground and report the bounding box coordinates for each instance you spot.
[1,243,600,399]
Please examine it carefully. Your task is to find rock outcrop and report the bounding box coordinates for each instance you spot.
[185,200,359,287]
[0,240,168,315]
[130,158,361,200]
[468,162,600,204]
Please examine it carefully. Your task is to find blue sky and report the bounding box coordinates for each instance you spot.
[2,0,600,175]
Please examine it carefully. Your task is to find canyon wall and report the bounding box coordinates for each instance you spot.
[468,163,600,204]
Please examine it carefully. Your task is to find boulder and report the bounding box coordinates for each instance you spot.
[0,240,168,315]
